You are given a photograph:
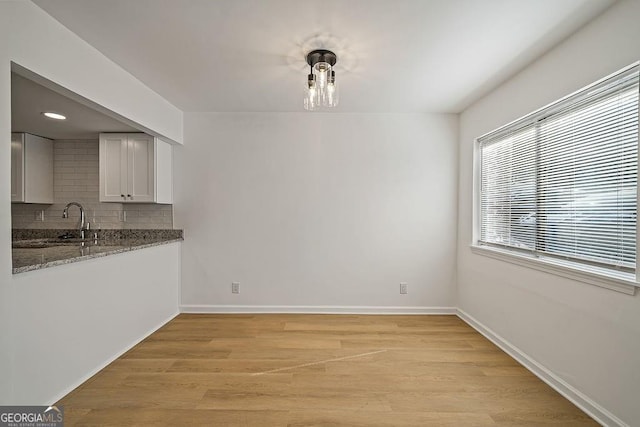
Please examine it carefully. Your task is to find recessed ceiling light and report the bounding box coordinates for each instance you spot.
[42,112,66,120]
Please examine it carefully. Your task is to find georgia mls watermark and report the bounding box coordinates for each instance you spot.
[0,406,63,427]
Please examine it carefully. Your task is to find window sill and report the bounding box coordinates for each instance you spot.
[470,244,638,295]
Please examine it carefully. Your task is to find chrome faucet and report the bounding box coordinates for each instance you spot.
[62,202,87,239]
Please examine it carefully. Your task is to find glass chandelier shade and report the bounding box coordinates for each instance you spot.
[304,50,339,110]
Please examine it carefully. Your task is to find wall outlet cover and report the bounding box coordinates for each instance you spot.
[400,282,408,294]
[231,282,240,294]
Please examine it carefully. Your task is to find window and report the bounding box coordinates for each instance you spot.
[476,63,639,291]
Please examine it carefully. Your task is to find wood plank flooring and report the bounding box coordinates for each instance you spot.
[57,314,597,426]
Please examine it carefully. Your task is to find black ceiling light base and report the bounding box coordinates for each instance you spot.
[306,49,337,67]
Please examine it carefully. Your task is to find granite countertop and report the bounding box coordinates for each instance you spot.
[12,229,183,274]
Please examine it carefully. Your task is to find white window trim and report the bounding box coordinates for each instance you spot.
[471,62,640,296]
[470,244,637,295]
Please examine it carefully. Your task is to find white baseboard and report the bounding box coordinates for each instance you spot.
[47,310,179,405]
[456,309,627,427]
[180,305,456,315]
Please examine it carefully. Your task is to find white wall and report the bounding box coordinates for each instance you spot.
[175,113,458,312]
[11,243,180,404]
[457,1,640,425]
[0,1,182,404]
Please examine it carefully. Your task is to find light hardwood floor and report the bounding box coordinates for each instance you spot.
[57,314,597,426]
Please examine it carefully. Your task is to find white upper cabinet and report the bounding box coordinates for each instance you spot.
[11,133,54,204]
[100,134,129,202]
[99,133,172,204]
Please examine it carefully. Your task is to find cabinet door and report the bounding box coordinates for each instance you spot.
[11,133,24,202]
[12,133,53,204]
[23,134,53,203]
[99,134,128,202]
[127,134,155,202]
[155,138,173,204]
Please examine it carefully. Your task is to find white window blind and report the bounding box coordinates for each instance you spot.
[478,64,639,274]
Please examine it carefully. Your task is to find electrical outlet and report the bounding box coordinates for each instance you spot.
[33,210,44,221]
[231,282,240,294]
[400,282,408,294]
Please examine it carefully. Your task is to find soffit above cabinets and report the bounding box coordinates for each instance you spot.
[11,72,138,140]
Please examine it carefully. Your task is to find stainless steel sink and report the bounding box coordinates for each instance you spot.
[12,238,87,249]
[12,243,51,249]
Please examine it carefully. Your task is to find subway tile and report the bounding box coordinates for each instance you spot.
[56,154,76,162]
[13,139,173,230]
[55,167,76,174]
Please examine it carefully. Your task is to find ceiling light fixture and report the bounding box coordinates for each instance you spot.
[42,112,66,120]
[304,49,338,110]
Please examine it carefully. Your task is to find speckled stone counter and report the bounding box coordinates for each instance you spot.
[12,229,183,274]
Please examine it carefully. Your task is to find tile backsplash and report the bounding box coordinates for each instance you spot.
[11,139,173,230]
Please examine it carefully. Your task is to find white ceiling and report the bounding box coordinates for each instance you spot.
[12,73,138,140]
[34,0,615,113]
